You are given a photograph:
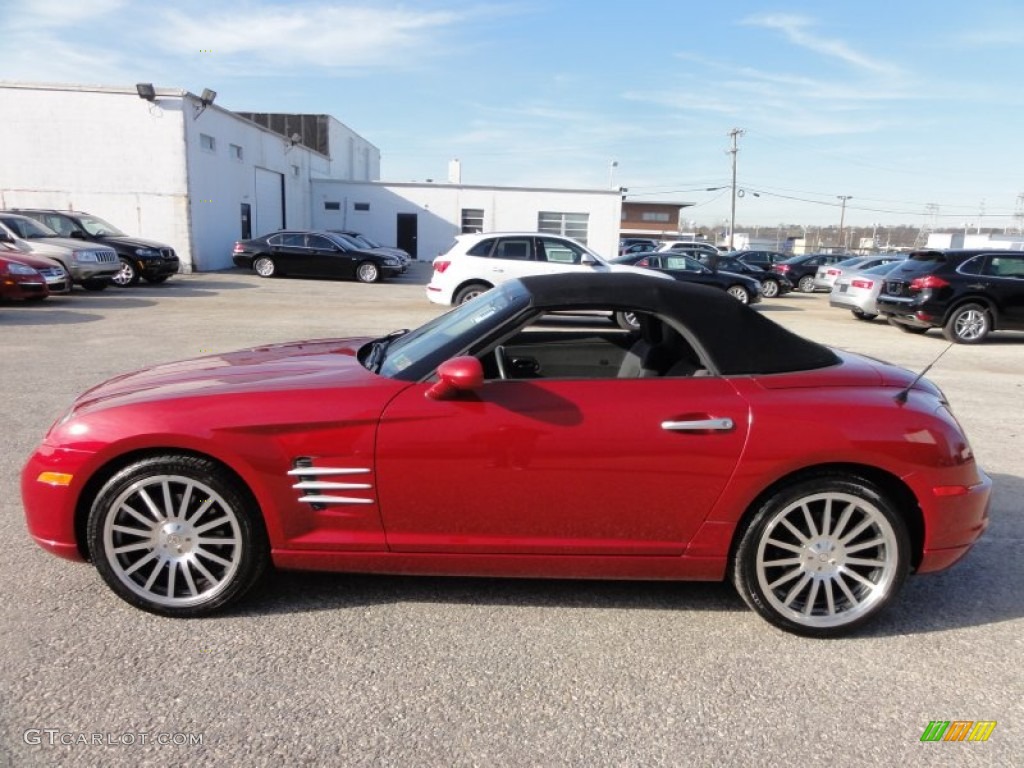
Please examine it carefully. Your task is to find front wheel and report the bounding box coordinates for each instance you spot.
[732,475,909,637]
[87,455,269,617]
[356,261,380,283]
[797,275,816,293]
[851,309,877,321]
[943,303,990,344]
[761,279,780,298]
[111,258,140,286]
[727,285,751,304]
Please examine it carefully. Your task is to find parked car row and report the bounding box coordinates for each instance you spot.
[0,209,180,297]
[827,248,1024,343]
[233,229,408,283]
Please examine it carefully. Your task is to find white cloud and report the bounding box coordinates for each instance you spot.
[156,4,468,70]
[742,13,901,76]
[7,0,126,28]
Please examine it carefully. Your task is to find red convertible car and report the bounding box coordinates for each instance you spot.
[21,274,990,636]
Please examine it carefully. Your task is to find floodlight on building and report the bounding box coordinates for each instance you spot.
[136,83,156,101]
[193,88,217,119]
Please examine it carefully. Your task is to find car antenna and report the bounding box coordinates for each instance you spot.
[894,343,953,404]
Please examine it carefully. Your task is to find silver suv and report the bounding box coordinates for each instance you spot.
[0,213,119,290]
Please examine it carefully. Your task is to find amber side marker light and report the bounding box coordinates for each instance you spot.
[37,472,73,487]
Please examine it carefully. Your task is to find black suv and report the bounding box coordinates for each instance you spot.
[11,209,179,286]
[876,249,1024,343]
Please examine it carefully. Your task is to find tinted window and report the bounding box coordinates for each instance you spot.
[466,238,495,257]
[307,235,336,250]
[493,238,532,261]
[958,256,985,276]
[986,254,1024,278]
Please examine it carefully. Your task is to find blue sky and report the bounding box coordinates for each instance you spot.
[3,0,1024,229]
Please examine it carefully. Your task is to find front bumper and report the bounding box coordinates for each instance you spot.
[137,255,180,278]
[69,262,119,284]
[21,444,91,561]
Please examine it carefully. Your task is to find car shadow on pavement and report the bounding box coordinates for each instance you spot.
[225,471,1023,637]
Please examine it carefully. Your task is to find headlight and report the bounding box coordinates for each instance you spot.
[135,248,159,257]
[72,250,99,262]
[384,258,401,266]
[8,263,37,275]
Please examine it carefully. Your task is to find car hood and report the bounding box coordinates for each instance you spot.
[70,338,382,415]
[93,235,172,250]
[1,251,62,270]
[19,236,116,255]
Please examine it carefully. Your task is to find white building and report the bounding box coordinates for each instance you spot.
[0,82,380,271]
[926,232,1024,250]
[0,81,624,270]
[311,179,622,261]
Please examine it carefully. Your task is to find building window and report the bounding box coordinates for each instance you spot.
[353,202,370,212]
[291,164,300,177]
[641,212,671,223]
[538,211,589,244]
[199,133,216,153]
[461,208,484,234]
[324,201,341,211]
[229,143,243,161]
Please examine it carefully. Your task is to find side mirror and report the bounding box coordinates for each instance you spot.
[580,252,597,266]
[69,230,86,239]
[426,356,484,400]
[0,231,12,243]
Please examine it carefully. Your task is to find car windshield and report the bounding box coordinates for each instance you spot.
[78,214,126,237]
[1,216,59,239]
[375,281,531,379]
[354,234,380,248]
[327,233,360,249]
[861,261,903,276]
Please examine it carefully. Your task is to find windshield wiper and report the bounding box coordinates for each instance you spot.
[367,328,409,372]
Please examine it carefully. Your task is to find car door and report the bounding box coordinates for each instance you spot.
[374,377,749,556]
[306,234,352,278]
[470,236,537,285]
[268,233,309,273]
[982,253,1024,327]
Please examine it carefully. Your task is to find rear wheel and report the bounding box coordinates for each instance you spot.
[253,257,277,278]
[87,455,269,617]
[761,279,780,298]
[111,258,140,286]
[943,303,990,344]
[454,283,491,304]
[615,311,641,331]
[727,285,751,304]
[797,275,816,293]
[356,261,380,283]
[851,309,877,321]
[733,475,909,637]
[892,321,929,335]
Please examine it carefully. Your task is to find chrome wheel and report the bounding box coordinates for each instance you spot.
[733,477,908,637]
[253,257,276,277]
[616,311,641,330]
[798,275,816,293]
[454,283,490,304]
[943,303,990,344]
[111,258,139,286]
[356,261,380,283]
[727,285,750,303]
[761,279,779,298]
[89,456,268,616]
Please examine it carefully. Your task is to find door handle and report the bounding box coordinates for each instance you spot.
[661,418,734,432]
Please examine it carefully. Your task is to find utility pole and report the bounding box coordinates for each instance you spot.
[836,195,852,249]
[728,128,745,250]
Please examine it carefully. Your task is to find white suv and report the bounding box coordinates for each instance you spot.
[427,232,668,306]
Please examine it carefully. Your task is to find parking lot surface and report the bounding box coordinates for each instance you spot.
[2,266,1021,767]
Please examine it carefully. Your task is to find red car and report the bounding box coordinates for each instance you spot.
[0,252,50,300]
[21,274,990,636]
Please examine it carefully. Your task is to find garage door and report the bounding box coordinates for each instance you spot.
[254,167,285,236]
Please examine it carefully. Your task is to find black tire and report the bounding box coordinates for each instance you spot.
[615,311,641,331]
[851,309,877,322]
[942,303,991,344]
[111,257,140,286]
[732,474,909,638]
[727,285,751,304]
[87,455,269,617]
[355,260,381,283]
[253,256,277,278]
[144,274,171,284]
[454,283,491,304]
[761,279,780,299]
[80,279,109,292]
[797,275,816,293]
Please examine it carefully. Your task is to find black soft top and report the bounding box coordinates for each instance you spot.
[519,273,839,375]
